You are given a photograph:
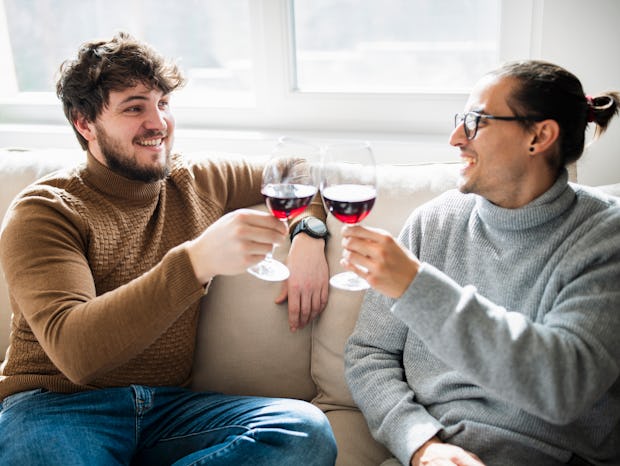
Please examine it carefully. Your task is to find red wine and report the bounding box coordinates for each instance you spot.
[262,183,317,220]
[321,184,376,224]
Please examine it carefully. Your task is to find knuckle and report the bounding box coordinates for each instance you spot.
[231,223,245,237]
[366,275,379,288]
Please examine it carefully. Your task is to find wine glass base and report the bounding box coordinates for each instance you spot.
[247,258,290,282]
[329,271,370,291]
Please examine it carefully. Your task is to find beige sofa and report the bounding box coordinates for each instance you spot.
[1,148,618,465]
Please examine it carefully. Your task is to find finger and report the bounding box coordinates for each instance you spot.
[454,453,486,466]
[298,290,312,329]
[454,459,482,466]
[274,281,288,304]
[244,239,278,257]
[226,215,284,248]
[346,247,375,270]
[236,210,288,234]
[342,223,389,240]
[339,257,370,281]
[319,283,328,313]
[237,208,278,222]
[341,235,380,265]
[244,226,287,248]
[424,459,459,466]
[246,252,275,268]
[309,286,327,322]
[288,292,301,332]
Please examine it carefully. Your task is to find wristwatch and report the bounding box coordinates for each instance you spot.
[290,216,329,242]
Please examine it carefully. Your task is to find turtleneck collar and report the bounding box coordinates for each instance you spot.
[84,151,164,202]
[475,169,575,231]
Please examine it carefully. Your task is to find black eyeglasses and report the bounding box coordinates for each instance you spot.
[454,111,544,140]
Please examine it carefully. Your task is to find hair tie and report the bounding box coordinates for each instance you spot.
[585,95,596,123]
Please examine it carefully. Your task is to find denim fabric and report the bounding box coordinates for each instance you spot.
[0,385,337,466]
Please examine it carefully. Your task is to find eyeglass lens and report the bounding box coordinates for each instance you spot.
[455,112,477,139]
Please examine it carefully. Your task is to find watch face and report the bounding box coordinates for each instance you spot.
[306,217,327,236]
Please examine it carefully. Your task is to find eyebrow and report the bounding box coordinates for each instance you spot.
[118,95,150,106]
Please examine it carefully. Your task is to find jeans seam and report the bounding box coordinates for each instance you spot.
[179,427,253,466]
[132,385,154,446]
[158,425,250,444]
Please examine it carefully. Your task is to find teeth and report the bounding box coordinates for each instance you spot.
[461,155,475,167]
[138,138,162,146]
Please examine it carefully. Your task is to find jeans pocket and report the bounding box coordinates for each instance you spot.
[1,389,44,411]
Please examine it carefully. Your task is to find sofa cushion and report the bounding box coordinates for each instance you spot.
[191,215,317,400]
[325,409,392,466]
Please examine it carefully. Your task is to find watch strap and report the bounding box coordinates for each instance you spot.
[290,216,328,242]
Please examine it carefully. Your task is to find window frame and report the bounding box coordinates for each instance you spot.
[0,0,537,136]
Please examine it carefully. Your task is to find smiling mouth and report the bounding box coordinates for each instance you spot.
[137,138,163,147]
[135,131,168,147]
[461,153,476,169]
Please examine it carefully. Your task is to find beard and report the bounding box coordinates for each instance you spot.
[95,123,171,183]
[457,175,475,195]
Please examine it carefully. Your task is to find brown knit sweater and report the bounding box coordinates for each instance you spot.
[0,152,323,401]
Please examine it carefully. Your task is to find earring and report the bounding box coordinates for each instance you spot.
[529,146,535,153]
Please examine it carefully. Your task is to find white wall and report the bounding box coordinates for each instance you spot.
[536,0,620,186]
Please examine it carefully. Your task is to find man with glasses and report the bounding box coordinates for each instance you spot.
[342,60,620,465]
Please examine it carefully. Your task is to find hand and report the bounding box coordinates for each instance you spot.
[340,224,420,298]
[187,209,287,284]
[411,437,486,466]
[275,234,329,332]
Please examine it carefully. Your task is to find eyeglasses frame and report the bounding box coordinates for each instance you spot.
[454,111,545,140]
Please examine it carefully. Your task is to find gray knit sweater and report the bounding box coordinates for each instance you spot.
[345,170,620,466]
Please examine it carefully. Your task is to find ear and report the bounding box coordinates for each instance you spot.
[529,119,560,154]
[73,113,96,143]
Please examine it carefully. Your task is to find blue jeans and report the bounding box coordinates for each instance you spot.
[0,385,337,466]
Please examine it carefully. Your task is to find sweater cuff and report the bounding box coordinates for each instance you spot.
[393,422,441,466]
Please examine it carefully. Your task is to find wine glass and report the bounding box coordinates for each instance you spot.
[247,137,320,281]
[320,141,377,291]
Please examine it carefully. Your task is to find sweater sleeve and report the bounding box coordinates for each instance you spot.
[345,290,442,465]
[189,156,265,211]
[392,215,620,425]
[0,189,206,385]
[191,156,327,235]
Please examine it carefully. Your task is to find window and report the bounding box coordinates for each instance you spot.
[293,0,500,93]
[0,0,535,137]
[2,0,253,104]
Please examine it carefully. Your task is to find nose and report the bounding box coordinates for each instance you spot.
[449,121,467,147]
[144,106,168,132]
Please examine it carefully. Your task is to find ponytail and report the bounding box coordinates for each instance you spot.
[586,92,620,140]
